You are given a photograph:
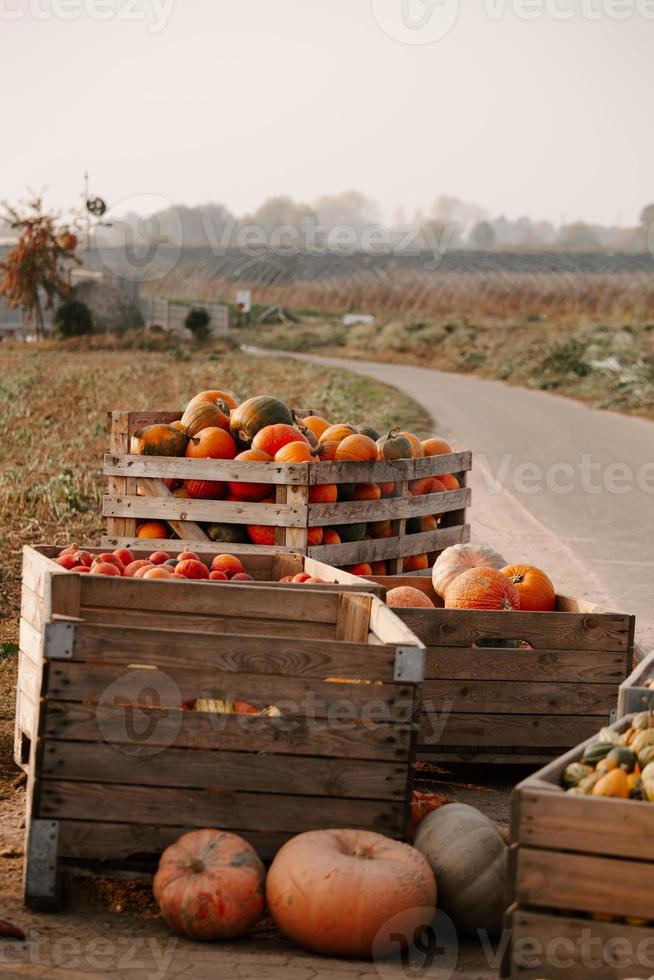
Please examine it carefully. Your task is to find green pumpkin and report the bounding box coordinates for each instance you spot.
[358,424,380,441]
[336,523,368,543]
[606,746,638,773]
[206,523,248,544]
[229,396,293,447]
[581,742,615,767]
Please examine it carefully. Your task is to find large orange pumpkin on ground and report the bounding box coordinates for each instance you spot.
[153,828,265,941]
[266,829,436,957]
[444,566,520,611]
[432,543,507,599]
[501,564,556,611]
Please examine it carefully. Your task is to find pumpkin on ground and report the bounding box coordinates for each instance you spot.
[444,566,520,611]
[230,395,294,446]
[153,828,265,941]
[266,829,436,957]
[131,424,188,457]
[414,803,507,936]
[501,564,556,612]
[387,586,436,608]
[432,543,507,598]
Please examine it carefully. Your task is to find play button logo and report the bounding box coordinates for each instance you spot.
[370,0,460,44]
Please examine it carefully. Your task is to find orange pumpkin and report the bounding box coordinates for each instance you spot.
[313,440,339,461]
[228,449,271,502]
[153,828,265,941]
[179,401,230,437]
[387,586,436,608]
[345,562,373,576]
[131,424,188,457]
[186,388,239,411]
[319,423,357,444]
[184,479,227,500]
[409,477,433,496]
[335,434,378,462]
[323,528,341,545]
[247,524,276,546]
[186,426,237,460]
[295,414,331,440]
[350,482,381,501]
[370,560,388,575]
[444,566,520,611]
[136,521,169,540]
[275,441,314,463]
[307,526,324,546]
[266,829,436,957]
[440,474,460,491]
[403,553,429,572]
[422,437,452,456]
[253,423,309,457]
[432,543,507,598]
[501,564,556,612]
[379,481,396,498]
[399,432,424,458]
[309,483,338,503]
[369,519,392,539]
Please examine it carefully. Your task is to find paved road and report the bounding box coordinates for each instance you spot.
[247,348,654,653]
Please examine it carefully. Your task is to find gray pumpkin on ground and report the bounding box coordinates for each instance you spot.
[414,803,507,936]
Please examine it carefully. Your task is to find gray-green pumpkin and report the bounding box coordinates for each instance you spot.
[413,803,507,936]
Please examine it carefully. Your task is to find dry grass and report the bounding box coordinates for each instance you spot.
[0,338,429,790]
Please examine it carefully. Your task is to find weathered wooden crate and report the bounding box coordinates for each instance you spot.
[618,646,654,717]
[103,410,472,572]
[19,550,426,909]
[353,577,634,764]
[503,717,654,980]
[14,545,385,772]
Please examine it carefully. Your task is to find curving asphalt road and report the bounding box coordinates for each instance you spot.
[246,347,654,652]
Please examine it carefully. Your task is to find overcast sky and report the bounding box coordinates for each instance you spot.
[1,0,652,227]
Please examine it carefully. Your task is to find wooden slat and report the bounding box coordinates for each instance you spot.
[57,821,292,863]
[37,781,405,836]
[68,622,398,680]
[41,740,406,800]
[514,847,654,919]
[336,593,373,643]
[507,909,654,980]
[77,576,340,623]
[513,787,654,860]
[102,536,298,555]
[425,647,628,683]
[105,452,311,486]
[308,451,473,485]
[20,584,45,633]
[307,524,470,565]
[43,702,413,761]
[17,652,41,705]
[137,477,208,541]
[308,488,470,526]
[78,606,337,639]
[618,647,654,716]
[107,412,137,539]
[369,597,429,647]
[397,607,632,651]
[422,679,618,715]
[103,494,308,528]
[19,617,43,666]
[418,712,602,748]
[284,484,309,550]
[45,661,414,718]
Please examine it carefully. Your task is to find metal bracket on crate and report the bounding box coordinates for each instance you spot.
[24,819,59,900]
[393,646,426,684]
[44,622,75,660]
[609,708,617,724]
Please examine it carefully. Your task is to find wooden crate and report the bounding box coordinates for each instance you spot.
[354,577,634,764]
[19,549,426,910]
[618,646,654,717]
[103,410,472,572]
[503,717,654,980]
[14,545,385,772]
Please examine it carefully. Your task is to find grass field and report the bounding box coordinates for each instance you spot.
[0,338,429,792]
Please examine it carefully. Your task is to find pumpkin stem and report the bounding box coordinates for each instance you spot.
[189,859,205,873]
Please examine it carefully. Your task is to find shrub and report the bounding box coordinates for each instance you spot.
[55,299,93,337]
[185,306,211,342]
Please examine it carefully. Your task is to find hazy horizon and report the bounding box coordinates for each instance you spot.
[1,0,652,228]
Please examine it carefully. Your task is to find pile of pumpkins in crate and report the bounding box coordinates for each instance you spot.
[130,387,460,572]
[562,712,654,801]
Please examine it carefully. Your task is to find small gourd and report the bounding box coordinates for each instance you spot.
[581,742,615,767]
[562,762,593,789]
[596,727,624,746]
[576,772,603,795]
[632,729,654,755]
[592,769,630,798]
[605,746,638,773]
[638,744,654,768]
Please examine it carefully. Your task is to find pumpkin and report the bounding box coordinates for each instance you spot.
[432,543,507,598]
[136,521,169,539]
[230,396,293,446]
[407,514,439,535]
[294,422,319,448]
[369,519,392,538]
[247,524,276,546]
[422,437,452,456]
[440,474,460,491]
[377,429,413,461]
[387,587,435,608]
[206,523,248,544]
[293,413,331,440]
[358,424,380,441]
[228,449,271,502]
[399,431,424,457]
[186,426,237,461]
[323,529,341,545]
[592,769,630,798]
[274,441,314,463]
[414,803,507,936]
[312,440,339,461]
[335,433,378,462]
[350,483,381,501]
[379,481,396,497]
[307,526,324,546]
[409,477,433,496]
[186,388,239,412]
[403,554,429,572]
[211,554,245,577]
[252,423,309,457]
[266,829,436,957]
[335,522,367,543]
[130,424,188,457]
[309,483,337,503]
[501,564,556,612]
[319,423,358,444]
[444,567,520,611]
[370,560,388,575]
[179,401,230,437]
[184,479,226,500]
[345,562,372,576]
[153,828,265,941]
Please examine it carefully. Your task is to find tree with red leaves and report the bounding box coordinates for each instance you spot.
[0,198,80,339]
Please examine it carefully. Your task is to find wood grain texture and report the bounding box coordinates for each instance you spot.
[308,487,470,526]
[425,647,628,683]
[422,679,618,715]
[307,524,470,565]
[106,412,137,539]
[103,494,308,528]
[78,605,338,639]
[308,451,473,485]
[137,477,208,541]
[104,451,311,485]
[38,780,405,837]
[43,702,413,761]
[418,712,603,748]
